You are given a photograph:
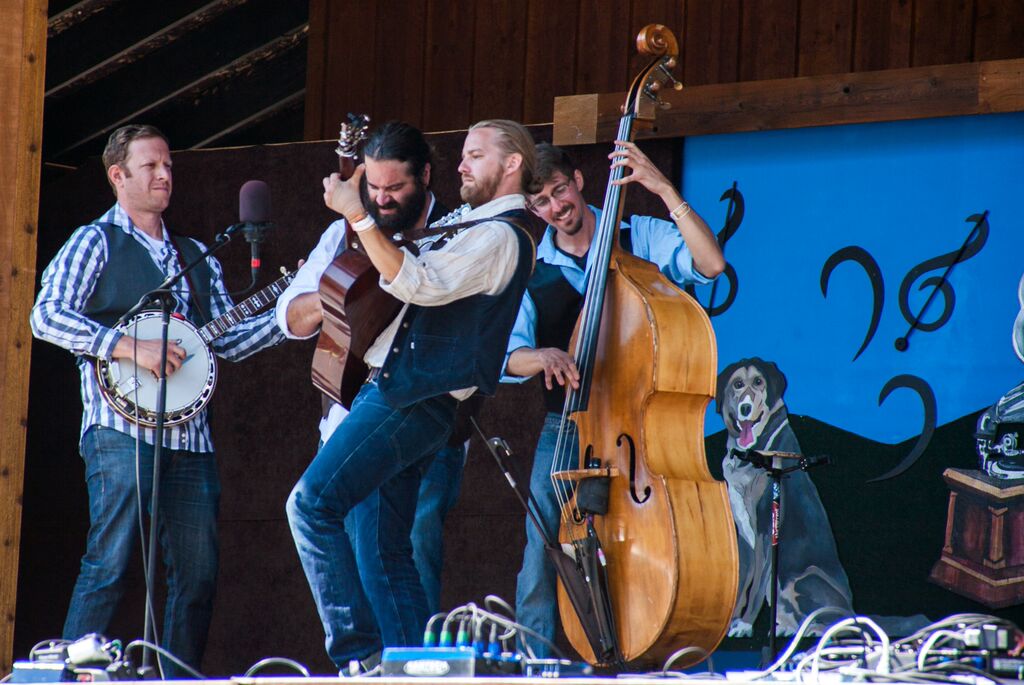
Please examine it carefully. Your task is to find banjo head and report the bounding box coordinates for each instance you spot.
[97,312,217,427]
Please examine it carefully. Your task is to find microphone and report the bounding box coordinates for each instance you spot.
[238,180,272,280]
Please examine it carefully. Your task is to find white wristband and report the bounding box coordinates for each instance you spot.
[351,215,376,233]
[670,201,692,222]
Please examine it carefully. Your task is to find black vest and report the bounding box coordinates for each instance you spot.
[528,261,584,412]
[378,209,536,408]
[83,222,212,328]
[528,227,632,412]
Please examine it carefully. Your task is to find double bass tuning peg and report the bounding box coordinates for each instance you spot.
[657,63,683,91]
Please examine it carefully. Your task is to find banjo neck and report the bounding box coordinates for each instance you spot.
[197,271,294,344]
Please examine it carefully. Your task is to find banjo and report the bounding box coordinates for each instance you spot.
[96,269,294,427]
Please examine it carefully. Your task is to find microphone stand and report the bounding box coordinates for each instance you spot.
[730,448,830,666]
[117,223,246,677]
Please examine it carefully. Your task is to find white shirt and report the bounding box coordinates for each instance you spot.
[275,192,524,437]
[364,193,525,371]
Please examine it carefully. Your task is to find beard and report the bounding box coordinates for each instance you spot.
[459,168,502,208]
[360,177,428,232]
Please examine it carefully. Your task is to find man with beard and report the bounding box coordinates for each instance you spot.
[283,120,537,672]
[276,121,462,619]
[502,142,725,656]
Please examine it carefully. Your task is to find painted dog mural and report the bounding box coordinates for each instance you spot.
[716,357,854,636]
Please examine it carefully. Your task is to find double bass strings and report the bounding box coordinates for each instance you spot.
[551,115,634,543]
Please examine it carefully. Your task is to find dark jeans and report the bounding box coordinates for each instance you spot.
[514,412,565,657]
[410,442,466,614]
[286,381,456,667]
[64,426,219,678]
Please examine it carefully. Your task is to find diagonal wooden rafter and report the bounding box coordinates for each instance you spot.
[47,0,118,38]
[46,0,250,99]
[51,23,308,160]
[189,89,305,149]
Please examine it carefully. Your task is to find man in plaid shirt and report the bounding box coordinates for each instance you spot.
[31,124,283,677]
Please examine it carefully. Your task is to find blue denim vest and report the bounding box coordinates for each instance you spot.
[84,222,211,327]
[378,213,535,408]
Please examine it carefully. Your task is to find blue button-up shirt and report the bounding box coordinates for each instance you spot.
[502,204,713,381]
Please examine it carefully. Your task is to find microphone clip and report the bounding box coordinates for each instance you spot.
[241,221,271,245]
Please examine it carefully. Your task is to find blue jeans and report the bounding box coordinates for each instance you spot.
[64,426,219,678]
[515,412,570,658]
[344,442,466,617]
[411,443,466,614]
[287,382,457,667]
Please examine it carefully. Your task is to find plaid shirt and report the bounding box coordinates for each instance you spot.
[30,203,284,453]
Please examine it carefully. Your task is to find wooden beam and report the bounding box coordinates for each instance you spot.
[46,0,250,98]
[51,23,308,161]
[553,57,1024,145]
[189,88,305,149]
[0,0,46,673]
[47,0,117,38]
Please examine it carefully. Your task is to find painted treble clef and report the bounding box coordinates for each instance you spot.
[895,211,989,351]
[704,182,744,317]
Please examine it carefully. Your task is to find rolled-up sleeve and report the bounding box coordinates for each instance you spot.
[628,214,714,287]
[31,225,124,361]
[275,219,347,339]
[501,291,538,383]
[381,221,519,306]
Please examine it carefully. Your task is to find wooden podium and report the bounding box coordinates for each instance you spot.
[930,468,1024,608]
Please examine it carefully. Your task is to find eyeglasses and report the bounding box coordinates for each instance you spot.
[527,182,573,212]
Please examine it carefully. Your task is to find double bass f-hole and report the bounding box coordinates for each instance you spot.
[617,433,650,504]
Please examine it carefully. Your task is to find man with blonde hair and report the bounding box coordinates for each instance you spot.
[286,120,536,673]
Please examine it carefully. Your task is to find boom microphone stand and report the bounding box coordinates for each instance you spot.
[729,448,830,665]
[116,223,248,676]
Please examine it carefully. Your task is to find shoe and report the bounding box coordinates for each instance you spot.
[341,650,381,677]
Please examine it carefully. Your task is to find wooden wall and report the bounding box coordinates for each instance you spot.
[0,0,46,674]
[304,0,1024,140]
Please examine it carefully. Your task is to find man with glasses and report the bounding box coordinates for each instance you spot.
[501,141,725,656]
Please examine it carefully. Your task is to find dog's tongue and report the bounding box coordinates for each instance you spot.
[738,420,755,448]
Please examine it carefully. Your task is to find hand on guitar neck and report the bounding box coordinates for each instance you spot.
[323,165,405,282]
[112,334,187,378]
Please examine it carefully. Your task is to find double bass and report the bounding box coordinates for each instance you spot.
[552,25,738,667]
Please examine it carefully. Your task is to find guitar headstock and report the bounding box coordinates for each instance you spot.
[336,113,370,179]
[336,113,370,159]
[624,24,683,122]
